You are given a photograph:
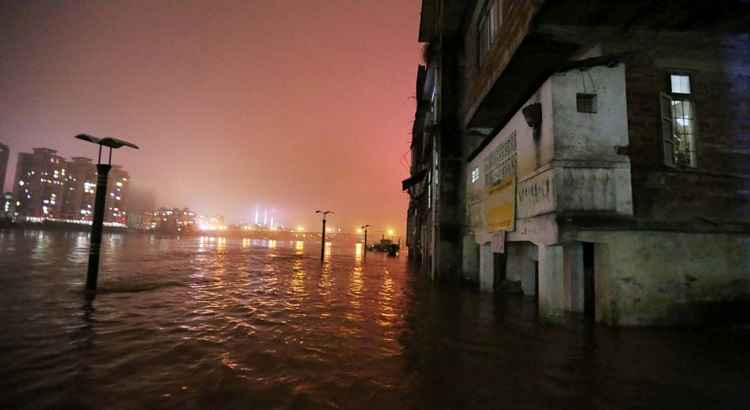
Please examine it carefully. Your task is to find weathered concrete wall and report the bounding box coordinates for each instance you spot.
[466,63,632,254]
[551,64,629,163]
[466,81,554,245]
[550,64,633,215]
[538,244,567,318]
[576,230,750,326]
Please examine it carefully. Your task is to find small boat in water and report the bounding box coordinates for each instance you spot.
[368,238,400,256]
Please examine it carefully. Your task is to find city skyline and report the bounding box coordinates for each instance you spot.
[0,0,420,230]
[1,141,401,234]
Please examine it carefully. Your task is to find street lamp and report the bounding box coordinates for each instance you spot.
[361,224,371,261]
[75,134,139,293]
[315,210,333,262]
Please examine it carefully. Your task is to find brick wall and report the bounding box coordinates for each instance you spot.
[606,31,750,222]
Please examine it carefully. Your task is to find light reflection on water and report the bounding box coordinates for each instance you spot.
[0,230,749,410]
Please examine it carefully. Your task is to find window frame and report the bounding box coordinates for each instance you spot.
[665,71,699,168]
[476,0,503,68]
[471,167,480,184]
[576,93,598,114]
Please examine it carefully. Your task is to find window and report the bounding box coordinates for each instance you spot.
[577,93,597,113]
[471,167,480,184]
[477,0,502,65]
[670,74,691,94]
[660,73,697,168]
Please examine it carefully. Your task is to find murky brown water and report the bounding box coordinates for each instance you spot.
[1,229,749,410]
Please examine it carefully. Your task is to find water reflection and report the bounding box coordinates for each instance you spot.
[378,268,396,329]
[324,241,332,259]
[318,259,334,302]
[289,257,306,300]
[216,237,227,251]
[355,242,363,258]
[2,231,749,410]
[347,261,364,322]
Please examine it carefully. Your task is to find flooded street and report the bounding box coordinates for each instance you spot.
[1,229,749,410]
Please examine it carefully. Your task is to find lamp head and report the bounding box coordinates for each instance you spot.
[75,134,101,144]
[75,134,139,149]
[99,137,139,150]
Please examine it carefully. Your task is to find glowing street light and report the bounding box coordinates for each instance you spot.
[315,210,333,262]
[75,134,139,294]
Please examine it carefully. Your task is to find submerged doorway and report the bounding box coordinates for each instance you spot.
[582,242,595,320]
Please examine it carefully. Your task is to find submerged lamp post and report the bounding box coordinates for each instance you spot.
[75,134,139,292]
[315,210,333,262]
[361,225,371,261]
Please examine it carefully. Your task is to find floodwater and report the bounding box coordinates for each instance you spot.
[1,230,749,410]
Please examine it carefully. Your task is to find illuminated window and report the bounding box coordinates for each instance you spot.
[471,167,480,184]
[661,72,697,168]
[670,74,691,95]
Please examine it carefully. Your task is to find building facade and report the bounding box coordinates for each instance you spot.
[13,148,68,218]
[1,192,16,219]
[12,147,131,223]
[147,208,197,233]
[62,157,97,220]
[0,142,8,193]
[105,166,129,225]
[404,0,750,325]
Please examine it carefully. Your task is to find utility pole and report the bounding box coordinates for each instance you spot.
[315,210,333,262]
[361,224,370,261]
[75,134,139,294]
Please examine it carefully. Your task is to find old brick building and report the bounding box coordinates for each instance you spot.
[404,0,750,325]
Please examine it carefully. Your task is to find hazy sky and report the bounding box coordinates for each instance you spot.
[0,0,420,233]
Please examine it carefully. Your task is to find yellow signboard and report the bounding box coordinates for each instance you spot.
[485,176,516,232]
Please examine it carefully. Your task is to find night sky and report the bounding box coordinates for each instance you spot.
[0,0,420,232]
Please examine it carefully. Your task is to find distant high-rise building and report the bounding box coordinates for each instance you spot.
[105,165,129,224]
[148,207,196,232]
[62,157,96,220]
[1,192,16,219]
[0,143,9,193]
[13,147,131,223]
[13,148,67,218]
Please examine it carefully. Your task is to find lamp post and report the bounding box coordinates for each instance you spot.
[315,210,333,262]
[75,134,139,293]
[361,224,371,261]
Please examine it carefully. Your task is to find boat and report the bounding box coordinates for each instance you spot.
[368,238,400,256]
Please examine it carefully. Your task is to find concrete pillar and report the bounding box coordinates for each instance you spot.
[462,236,479,283]
[479,243,494,292]
[563,242,585,313]
[538,244,565,319]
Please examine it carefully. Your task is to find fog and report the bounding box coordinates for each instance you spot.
[0,0,420,233]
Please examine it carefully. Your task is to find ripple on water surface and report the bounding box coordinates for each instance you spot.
[0,231,749,410]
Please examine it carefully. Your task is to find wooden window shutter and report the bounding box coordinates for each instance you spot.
[660,92,676,168]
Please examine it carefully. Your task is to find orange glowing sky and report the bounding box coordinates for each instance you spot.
[0,0,420,233]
